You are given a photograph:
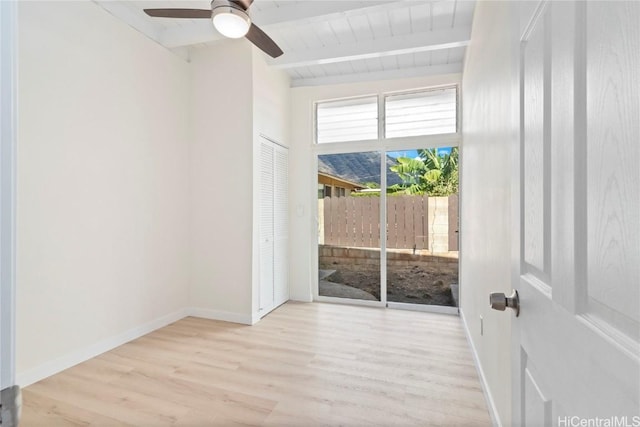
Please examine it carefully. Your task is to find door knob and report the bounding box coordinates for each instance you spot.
[489,290,520,317]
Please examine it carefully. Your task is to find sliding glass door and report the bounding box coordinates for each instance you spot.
[316,147,459,310]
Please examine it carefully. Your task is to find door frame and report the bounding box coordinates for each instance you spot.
[1,0,18,390]
[257,135,290,318]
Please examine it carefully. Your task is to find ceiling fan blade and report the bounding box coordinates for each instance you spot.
[144,9,211,19]
[246,23,283,58]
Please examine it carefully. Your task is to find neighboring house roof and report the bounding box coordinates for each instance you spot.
[318,152,404,187]
[317,172,365,190]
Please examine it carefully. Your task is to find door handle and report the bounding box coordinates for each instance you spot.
[489,290,520,317]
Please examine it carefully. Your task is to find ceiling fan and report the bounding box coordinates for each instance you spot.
[143,0,284,58]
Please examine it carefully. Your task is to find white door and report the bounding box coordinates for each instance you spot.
[1,0,17,392]
[259,141,275,312]
[273,144,289,307]
[259,138,289,314]
[511,1,639,424]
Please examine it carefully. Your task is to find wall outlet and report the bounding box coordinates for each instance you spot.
[480,315,484,336]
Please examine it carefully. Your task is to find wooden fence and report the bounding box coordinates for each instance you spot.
[319,194,459,252]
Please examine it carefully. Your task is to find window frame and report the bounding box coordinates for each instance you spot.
[314,94,379,145]
[313,84,459,146]
[383,86,459,139]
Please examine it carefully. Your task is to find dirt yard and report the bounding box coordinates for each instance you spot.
[322,263,458,306]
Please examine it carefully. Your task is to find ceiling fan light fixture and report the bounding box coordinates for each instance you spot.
[212,6,250,39]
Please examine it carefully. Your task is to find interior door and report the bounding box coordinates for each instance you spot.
[1,0,20,422]
[259,138,289,314]
[259,140,275,312]
[273,143,289,307]
[512,1,639,424]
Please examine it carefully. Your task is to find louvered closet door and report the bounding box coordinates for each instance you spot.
[259,138,289,315]
[259,141,275,312]
[273,144,289,306]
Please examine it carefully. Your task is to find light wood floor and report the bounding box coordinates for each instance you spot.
[22,302,491,426]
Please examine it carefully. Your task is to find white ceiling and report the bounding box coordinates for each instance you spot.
[94,0,475,87]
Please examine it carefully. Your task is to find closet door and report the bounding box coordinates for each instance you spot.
[259,141,275,312]
[273,144,289,306]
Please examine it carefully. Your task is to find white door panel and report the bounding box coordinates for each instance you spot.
[513,1,639,424]
[273,144,289,307]
[259,142,275,312]
[259,138,289,315]
[1,0,17,392]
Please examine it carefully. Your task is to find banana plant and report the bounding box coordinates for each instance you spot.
[389,147,459,196]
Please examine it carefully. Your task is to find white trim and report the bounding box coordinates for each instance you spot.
[187,307,254,326]
[387,302,459,315]
[292,64,463,88]
[379,151,388,306]
[251,312,261,325]
[312,134,461,156]
[460,309,502,427]
[0,0,17,391]
[16,309,189,388]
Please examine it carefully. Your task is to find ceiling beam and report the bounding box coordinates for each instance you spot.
[270,28,470,69]
[290,63,463,88]
[159,0,423,48]
[252,1,422,28]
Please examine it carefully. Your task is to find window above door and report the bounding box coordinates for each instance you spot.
[315,86,458,144]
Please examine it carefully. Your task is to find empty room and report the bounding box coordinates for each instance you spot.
[0,1,638,426]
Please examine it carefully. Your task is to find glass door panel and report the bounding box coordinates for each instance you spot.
[385,148,459,307]
[318,152,381,301]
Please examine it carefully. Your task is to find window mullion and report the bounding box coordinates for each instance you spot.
[378,94,385,140]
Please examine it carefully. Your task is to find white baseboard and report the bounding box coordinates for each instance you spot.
[186,307,253,326]
[16,309,188,388]
[251,312,261,325]
[16,306,270,387]
[460,309,502,427]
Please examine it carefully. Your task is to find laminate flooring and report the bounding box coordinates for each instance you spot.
[21,302,491,426]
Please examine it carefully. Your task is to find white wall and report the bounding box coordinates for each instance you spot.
[17,1,191,384]
[251,48,290,317]
[252,49,291,147]
[289,74,461,302]
[460,1,519,425]
[188,41,254,324]
[188,42,291,323]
